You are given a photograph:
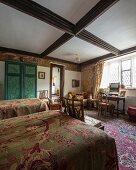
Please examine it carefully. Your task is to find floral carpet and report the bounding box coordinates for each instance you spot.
[85,110,136,170]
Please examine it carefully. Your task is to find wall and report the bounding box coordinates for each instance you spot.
[0,51,81,99]
[81,63,95,93]
[64,70,81,96]
[37,66,50,98]
[0,61,5,99]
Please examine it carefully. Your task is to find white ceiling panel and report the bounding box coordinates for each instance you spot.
[0,3,64,54]
[49,37,109,63]
[86,0,136,50]
[34,0,100,24]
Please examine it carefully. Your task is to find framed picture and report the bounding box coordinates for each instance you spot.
[120,90,126,97]
[39,90,48,99]
[38,72,45,79]
[72,79,80,87]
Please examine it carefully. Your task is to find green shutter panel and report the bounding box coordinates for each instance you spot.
[5,63,22,100]
[23,65,37,98]
[5,61,37,100]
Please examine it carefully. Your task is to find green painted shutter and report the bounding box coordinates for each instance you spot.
[5,62,22,100]
[5,61,37,100]
[23,64,37,98]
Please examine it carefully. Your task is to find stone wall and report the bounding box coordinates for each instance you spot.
[0,51,80,71]
[81,63,95,93]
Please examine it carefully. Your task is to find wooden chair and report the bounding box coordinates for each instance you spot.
[89,93,98,109]
[64,97,84,121]
[97,92,115,116]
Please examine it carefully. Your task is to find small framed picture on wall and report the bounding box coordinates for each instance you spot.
[38,72,45,79]
[72,79,80,87]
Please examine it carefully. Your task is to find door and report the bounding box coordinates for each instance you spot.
[50,63,64,101]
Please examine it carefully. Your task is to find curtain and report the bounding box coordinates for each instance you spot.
[93,61,104,98]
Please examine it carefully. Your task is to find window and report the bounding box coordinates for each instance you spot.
[100,55,136,89]
[121,60,131,87]
[110,62,119,83]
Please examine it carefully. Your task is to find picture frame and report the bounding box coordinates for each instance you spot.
[120,90,126,97]
[39,90,48,99]
[72,79,80,87]
[38,72,45,79]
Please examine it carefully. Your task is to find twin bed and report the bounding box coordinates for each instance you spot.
[0,99,119,170]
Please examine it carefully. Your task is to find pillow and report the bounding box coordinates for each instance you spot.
[16,106,30,116]
[68,93,73,99]
[75,95,84,100]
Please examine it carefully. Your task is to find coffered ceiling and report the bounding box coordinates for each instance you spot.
[0,0,136,64]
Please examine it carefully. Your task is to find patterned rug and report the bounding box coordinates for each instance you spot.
[85,110,136,170]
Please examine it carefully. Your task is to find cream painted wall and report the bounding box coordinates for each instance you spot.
[64,70,81,96]
[37,66,50,98]
[0,61,5,99]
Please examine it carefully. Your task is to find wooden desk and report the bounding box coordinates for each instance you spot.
[105,96,125,117]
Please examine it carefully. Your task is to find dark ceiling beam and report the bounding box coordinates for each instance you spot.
[44,55,78,65]
[41,0,119,56]
[75,0,119,34]
[120,46,136,56]
[80,46,136,67]
[0,0,75,35]
[41,33,74,57]
[0,46,40,57]
[77,30,120,55]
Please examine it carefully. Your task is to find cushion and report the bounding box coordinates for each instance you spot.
[68,93,73,99]
[75,95,84,100]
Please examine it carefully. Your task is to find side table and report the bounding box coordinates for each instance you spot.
[49,103,61,110]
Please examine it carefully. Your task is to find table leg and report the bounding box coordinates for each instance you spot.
[117,100,119,117]
[123,99,125,114]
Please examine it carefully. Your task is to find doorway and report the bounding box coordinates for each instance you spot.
[50,63,64,103]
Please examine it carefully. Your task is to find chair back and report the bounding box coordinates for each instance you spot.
[97,92,108,103]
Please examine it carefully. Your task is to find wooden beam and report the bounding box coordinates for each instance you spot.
[44,56,78,65]
[75,0,119,34]
[41,33,73,57]
[120,46,136,56]
[77,30,120,55]
[80,46,136,67]
[1,0,75,34]
[0,46,40,57]
[40,0,119,55]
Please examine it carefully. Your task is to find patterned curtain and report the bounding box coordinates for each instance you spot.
[93,61,104,98]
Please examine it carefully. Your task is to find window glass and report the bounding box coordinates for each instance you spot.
[133,57,136,87]
[122,60,131,70]
[122,71,131,86]
[110,62,119,83]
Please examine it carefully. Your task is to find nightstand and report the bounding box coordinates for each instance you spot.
[49,103,61,110]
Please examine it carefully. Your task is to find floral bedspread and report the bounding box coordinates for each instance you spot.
[0,111,119,170]
[0,98,48,119]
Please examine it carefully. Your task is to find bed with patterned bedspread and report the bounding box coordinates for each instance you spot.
[0,110,119,170]
[0,98,48,119]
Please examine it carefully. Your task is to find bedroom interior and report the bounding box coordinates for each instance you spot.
[0,0,136,170]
